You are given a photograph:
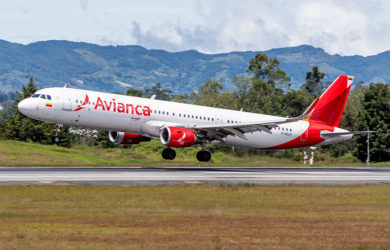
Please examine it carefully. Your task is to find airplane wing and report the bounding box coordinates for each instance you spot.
[179,114,308,142]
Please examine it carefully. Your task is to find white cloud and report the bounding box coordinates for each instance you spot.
[131,0,390,56]
[1,0,390,56]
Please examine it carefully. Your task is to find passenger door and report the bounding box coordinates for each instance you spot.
[63,92,72,111]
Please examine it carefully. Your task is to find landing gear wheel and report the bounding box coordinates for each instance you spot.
[196,150,211,162]
[162,148,176,160]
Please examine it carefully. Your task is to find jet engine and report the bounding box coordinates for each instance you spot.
[160,126,197,147]
[109,131,150,145]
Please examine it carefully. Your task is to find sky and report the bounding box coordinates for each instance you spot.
[1,0,390,56]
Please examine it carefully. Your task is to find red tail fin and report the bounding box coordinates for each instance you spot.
[307,75,353,127]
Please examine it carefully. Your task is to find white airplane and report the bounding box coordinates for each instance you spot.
[18,75,370,162]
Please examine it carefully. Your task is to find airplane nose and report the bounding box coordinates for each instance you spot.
[18,99,30,116]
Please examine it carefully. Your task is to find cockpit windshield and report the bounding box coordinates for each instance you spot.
[31,93,52,100]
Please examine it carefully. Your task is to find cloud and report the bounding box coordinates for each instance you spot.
[131,0,390,56]
[79,0,89,11]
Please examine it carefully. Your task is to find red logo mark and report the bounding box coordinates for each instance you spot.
[73,94,89,111]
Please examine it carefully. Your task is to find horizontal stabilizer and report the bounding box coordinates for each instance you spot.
[322,131,376,137]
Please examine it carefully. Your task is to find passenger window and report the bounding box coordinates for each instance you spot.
[47,95,52,100]
[40,94,46,99]
[32,94,40,98]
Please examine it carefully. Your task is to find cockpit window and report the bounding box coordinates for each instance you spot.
[40,94,46,99]
[47,95,52,100]
[32,94,40,98]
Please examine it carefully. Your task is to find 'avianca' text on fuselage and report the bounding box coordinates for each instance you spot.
[94,96,151,116]
[17,75,373,162]
[74,94,151,116]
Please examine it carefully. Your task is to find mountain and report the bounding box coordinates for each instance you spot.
[0,39,389,95]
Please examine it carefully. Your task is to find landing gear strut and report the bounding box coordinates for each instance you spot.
[162,147,176,160]
[54,124,63,143]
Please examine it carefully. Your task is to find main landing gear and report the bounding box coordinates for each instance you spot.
[197,143,211,162]
[161,145,212,162]
[162,147,176,160]
[196,150,211,162]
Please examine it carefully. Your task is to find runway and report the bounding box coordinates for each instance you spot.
[1,167,390,185]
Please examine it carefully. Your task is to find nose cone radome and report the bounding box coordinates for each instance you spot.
[18,99,31,116]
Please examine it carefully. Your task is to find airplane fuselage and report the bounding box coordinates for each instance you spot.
[18,86,352,150]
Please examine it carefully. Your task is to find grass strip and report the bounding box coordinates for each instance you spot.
[0,185,389,249]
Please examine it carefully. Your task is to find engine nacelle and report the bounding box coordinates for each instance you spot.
[109,131,150,145]
[160,126,197,147]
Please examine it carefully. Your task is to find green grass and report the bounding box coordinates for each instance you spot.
[0,139,388,167]
[0,185,390,249]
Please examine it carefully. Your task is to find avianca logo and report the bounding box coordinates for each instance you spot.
[73,95,89,111]
[177,133,186,145]
[74,94,151,116]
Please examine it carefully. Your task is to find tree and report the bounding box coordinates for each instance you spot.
[233,76,251,110]
[247,53,290,84]
[354,83,390,162]
[144,83,172,100]
[1,76,73,146]
[171,94,191,104]
[193,79,237,109]
[281,90,314,117]
[245,53,290,115]
[246,78,284,115]
[301,66,325,97]
[126,88,143,97]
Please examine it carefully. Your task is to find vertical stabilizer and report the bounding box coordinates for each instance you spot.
[307,75,353,127]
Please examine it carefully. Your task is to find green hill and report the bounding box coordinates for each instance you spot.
[1,40,389,97]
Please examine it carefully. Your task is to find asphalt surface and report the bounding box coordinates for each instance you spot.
[1,167,390,186]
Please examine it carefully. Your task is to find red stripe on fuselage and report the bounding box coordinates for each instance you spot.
[265,122,334,149]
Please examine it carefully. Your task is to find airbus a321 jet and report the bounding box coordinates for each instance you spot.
[18,75,370,162]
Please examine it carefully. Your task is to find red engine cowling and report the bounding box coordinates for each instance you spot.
[160,126,196,147]
[109,131,150,145]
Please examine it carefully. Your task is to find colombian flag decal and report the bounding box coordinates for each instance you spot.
[46,103,52,107]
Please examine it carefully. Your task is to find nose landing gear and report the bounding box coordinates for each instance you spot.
[54,124,63,143]
[162,147,176,160]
